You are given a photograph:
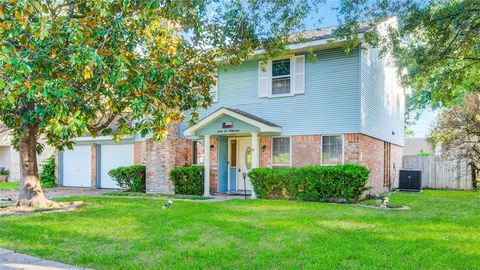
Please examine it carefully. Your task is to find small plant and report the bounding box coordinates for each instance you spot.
[169,166,204,195]
[417,149,432,156]
[0,168,9,176]
[108,165,146,192]
[39,155,56,188]
[0,167,9,182]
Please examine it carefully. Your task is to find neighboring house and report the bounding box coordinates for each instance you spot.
[404,138,441,156]
[58,19,405,195]
[0,130,55,182]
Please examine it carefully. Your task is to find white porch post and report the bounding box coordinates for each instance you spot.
[251,132,259,199]
[204,134,211,197]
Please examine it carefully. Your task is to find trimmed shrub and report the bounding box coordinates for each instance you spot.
[108,165,146,192]
[169,166,204,195]
[40,155,56,188]
[248,164,370,202]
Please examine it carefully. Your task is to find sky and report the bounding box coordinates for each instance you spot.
[309,0,437,138]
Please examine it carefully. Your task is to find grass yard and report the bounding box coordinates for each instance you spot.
[0,190,479,269]
[0,182,19,190]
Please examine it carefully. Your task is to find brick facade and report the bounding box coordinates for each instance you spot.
[345,134,403,194]
[209,139,218,193]
[142,130,402,195]
[91,144,98,187]
[291,135,321,166]
[259,137,272,167]
[145,124,192,194]
[134,141,147,164]
[390,143,403,189]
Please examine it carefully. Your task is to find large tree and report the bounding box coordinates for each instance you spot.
[334,0,480,112]
[0,0,318,207]
[430,93,480,189]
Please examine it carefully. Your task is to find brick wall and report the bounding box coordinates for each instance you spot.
[134,141,147,164]
[344,134,404,194]
[145,124,192,194]
[175,138,192,167]
[292,135,321,166]
[390,143,403,188]
[91,144,97,187]
[209,139,218,193]
[260,137,272,167]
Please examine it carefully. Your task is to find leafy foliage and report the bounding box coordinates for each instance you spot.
[335,0,480,112]
[417,149,432,157]
[0,0,319,202]
[0,0,318,150]
[248,164,370,202]
[430,93,480,189]
[39,155,56,188]
[169,166,204,196]
[0,167,9,176]
[108,165,146,192]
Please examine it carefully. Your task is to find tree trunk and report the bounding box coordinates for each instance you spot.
[16,129,53,208]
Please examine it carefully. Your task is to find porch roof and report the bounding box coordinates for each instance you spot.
[184,107,281,137]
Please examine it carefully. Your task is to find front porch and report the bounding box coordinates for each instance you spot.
[184,108,282,198]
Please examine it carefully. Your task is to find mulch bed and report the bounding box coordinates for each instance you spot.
[0,201,84,217]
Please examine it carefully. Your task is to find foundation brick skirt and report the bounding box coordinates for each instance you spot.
[144,130,402,195]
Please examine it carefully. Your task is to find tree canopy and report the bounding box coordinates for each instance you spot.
[335,0,480,112]
[0,0,319,206]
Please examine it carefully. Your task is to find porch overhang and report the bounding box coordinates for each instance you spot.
[184,107,281,137]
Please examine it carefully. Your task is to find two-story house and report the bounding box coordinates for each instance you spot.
[57,20,404,196]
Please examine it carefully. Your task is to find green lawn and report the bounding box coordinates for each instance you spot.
[0,182,19,190]
[0,182,56,190]
[0,190,479,269]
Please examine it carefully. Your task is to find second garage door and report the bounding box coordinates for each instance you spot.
[100,144,134,189]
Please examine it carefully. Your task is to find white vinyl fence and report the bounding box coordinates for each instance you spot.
[402,155,474,190]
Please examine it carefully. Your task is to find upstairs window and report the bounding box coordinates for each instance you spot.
[272,137,291,167]
[321,135,344,165]
[192,140,205,165]
[271,59,291,95]
[258,55,304,98]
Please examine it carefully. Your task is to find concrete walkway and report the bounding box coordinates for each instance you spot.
[0,248,90,270]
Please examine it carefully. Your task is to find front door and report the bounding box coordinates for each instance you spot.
[237,138,253,191]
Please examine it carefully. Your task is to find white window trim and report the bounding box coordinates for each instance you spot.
[270,57,294,98]
[271,136,292,167]
[192,140,205,166]
[320,134,345,166]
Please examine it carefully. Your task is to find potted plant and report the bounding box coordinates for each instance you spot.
[0,168,9,183]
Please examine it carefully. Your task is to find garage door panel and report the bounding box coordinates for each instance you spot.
[100,144,134,189]
[62,145,91,187]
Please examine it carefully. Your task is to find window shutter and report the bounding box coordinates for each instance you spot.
[293,55,305,94]
[258,60,269,97]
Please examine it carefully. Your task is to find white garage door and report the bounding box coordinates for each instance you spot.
[100,144,134,189]
[62,145,92,187]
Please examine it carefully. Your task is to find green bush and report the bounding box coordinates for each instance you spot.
[40,155,56,188]
[248,164,370,203]
[169,166,204,195]
[108,165,146,192]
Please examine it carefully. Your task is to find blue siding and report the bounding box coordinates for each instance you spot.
[360,48,405,146]
[217,137,228,192]
[180,47,361,138]
[195,115,260,136]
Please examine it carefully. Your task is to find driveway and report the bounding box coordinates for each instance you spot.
[0,187,110,202]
